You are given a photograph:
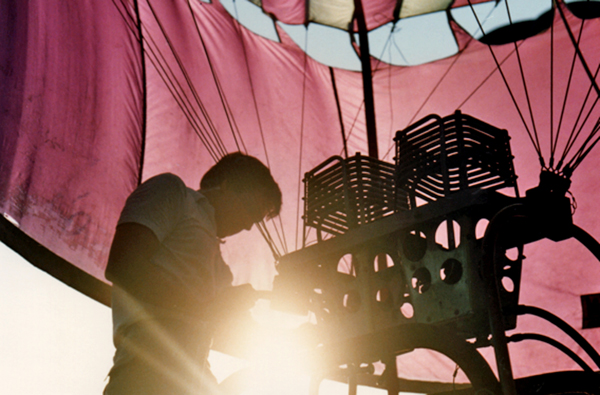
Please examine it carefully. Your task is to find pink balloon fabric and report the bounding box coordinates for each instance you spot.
[2,0,600,381]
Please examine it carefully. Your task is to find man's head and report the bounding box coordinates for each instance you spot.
[201,152,282,238]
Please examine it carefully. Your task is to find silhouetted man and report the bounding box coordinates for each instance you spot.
[103,152,282,395]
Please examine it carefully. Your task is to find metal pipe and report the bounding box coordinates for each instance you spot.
[353,0,378,159]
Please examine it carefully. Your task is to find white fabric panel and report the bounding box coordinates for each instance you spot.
[309,0,355,30]
[399,0,453,18]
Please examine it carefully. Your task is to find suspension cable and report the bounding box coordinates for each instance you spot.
[385,34,395,158]
[132,0,148,184]
[112,0,139,35]
[410,51,461,127]
[330,67,349,159]
[124,0,289,257]
[558,24,600,172]
[505,0,544,160]
[550,19,555,167]
[142,29,220,160]
[146,1,228,157]
[145,0,228,158]
[555,0,600,97]
[256,221,282,261]
[141,23,222,161]
[554,19,585,171]
[340,101,365,157]
[185,0,244,154]
[230,0,288,256]
[458,43,523,109]
[294,27,309,251]
[560,66,600,171]
[231,1,269,162]
[382,14,521,161]
[371,23,396,160]
[467,0,545,167]
[363,22,404,162]
[267,216,288,256]
[566,120,600,173]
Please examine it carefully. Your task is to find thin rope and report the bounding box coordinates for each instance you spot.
[146,1,227,156]
[338,24,391,159]
[295,27,309,251]
[388,8,504,162]
[146,0,228,157]
[505,0,543,161]
[550,3,600,174]
[111,0,153,178]
[555,0,600,97]
[146,54,220,161]
[142,27,221,160]
[549,19,556,167]
[408,43,466,126]
[559,64,600,170]
[271,220,288,257]
[185,0,245,153]
[256,221,282,261]
[230,0,289,255]
[556,19,600,171]
[458,43,523,109]
[155,0,285,257]
[112,0,140,38]
[267,215,289,256]
[340,101,365,157]
[231,0,270,160]
[554,20,584,170]
[184,1,242,154]
[569,85,600,156]
[330,67,349,159]
[385,45,394,161]
[467,0,544,166]
[115,0,295,258]
[390,32,410,65]
[141,23,222,161]
[131,0,148,185]
[381,23,479,161]
[513,42,543,162]
[565,97,600,172]
[567,122,600,173]
[378,24,397,161]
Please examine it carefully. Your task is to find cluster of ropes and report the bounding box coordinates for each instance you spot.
[467,0,600,178]
[378,0,600,180]
[111,0,296,259]
[110,0,600,259]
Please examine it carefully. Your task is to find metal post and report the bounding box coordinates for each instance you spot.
[353,0,378,159]
[384,356,399,395]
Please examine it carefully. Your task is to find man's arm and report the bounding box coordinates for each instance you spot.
[105,222,198,311]
[106,222,259,318]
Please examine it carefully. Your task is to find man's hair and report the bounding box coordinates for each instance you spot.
[201,152,282,218]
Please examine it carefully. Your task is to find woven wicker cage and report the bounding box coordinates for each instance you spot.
[304,153,396,237]
[395,111,517,210]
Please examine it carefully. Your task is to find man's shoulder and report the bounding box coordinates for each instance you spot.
[142,172,185,188]
[123,173,190,213]
[136,173,193,196]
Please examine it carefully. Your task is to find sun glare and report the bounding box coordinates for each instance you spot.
[208,298,314,395]
[208,299,391,395]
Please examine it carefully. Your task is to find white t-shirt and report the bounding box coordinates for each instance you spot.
[105,174,233,395]
[108,173,233,382]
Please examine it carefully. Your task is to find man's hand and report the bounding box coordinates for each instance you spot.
[208,284,259,324]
